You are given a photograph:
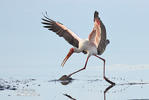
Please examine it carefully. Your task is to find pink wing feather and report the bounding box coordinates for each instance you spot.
[88,12,101,47]
[89,11,109,55]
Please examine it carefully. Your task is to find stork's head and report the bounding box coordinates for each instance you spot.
[61,48,74,67]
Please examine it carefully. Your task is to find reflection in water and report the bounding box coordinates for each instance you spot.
[60,80,73,85]
[61,79,115,100]
[59,75,74,85]
[59,75,115,100]
[104,84,115,100]
[63,93,76,100]
[48,75,74,85]
[63,84,114,100]
[55,75,149,100]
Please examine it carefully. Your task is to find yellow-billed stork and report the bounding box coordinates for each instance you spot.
[42,11,115,85]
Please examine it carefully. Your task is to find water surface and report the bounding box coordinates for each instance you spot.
[0,65,149,100]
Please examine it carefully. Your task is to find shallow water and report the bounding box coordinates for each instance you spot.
[0,65,149,100]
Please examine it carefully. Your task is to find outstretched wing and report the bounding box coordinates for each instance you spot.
[42,14,81,48]
[88,11,101,47]
[88,11,109,55]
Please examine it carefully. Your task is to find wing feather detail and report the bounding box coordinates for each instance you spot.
[89,11,110,55]
[41,14,80,48]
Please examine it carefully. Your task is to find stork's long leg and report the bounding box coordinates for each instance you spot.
[94,55,115,85]
[68,56,90,77]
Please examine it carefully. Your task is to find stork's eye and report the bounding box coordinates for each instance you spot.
[82,50,87,54]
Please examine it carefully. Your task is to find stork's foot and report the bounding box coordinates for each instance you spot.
[59,75,72,81]
[104,76,115,85]
[59,75,73,85]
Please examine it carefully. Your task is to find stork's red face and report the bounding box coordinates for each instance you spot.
[61,48,74,67]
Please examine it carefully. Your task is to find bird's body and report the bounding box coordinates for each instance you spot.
[42,11,115,85]
[75,38,97,56]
